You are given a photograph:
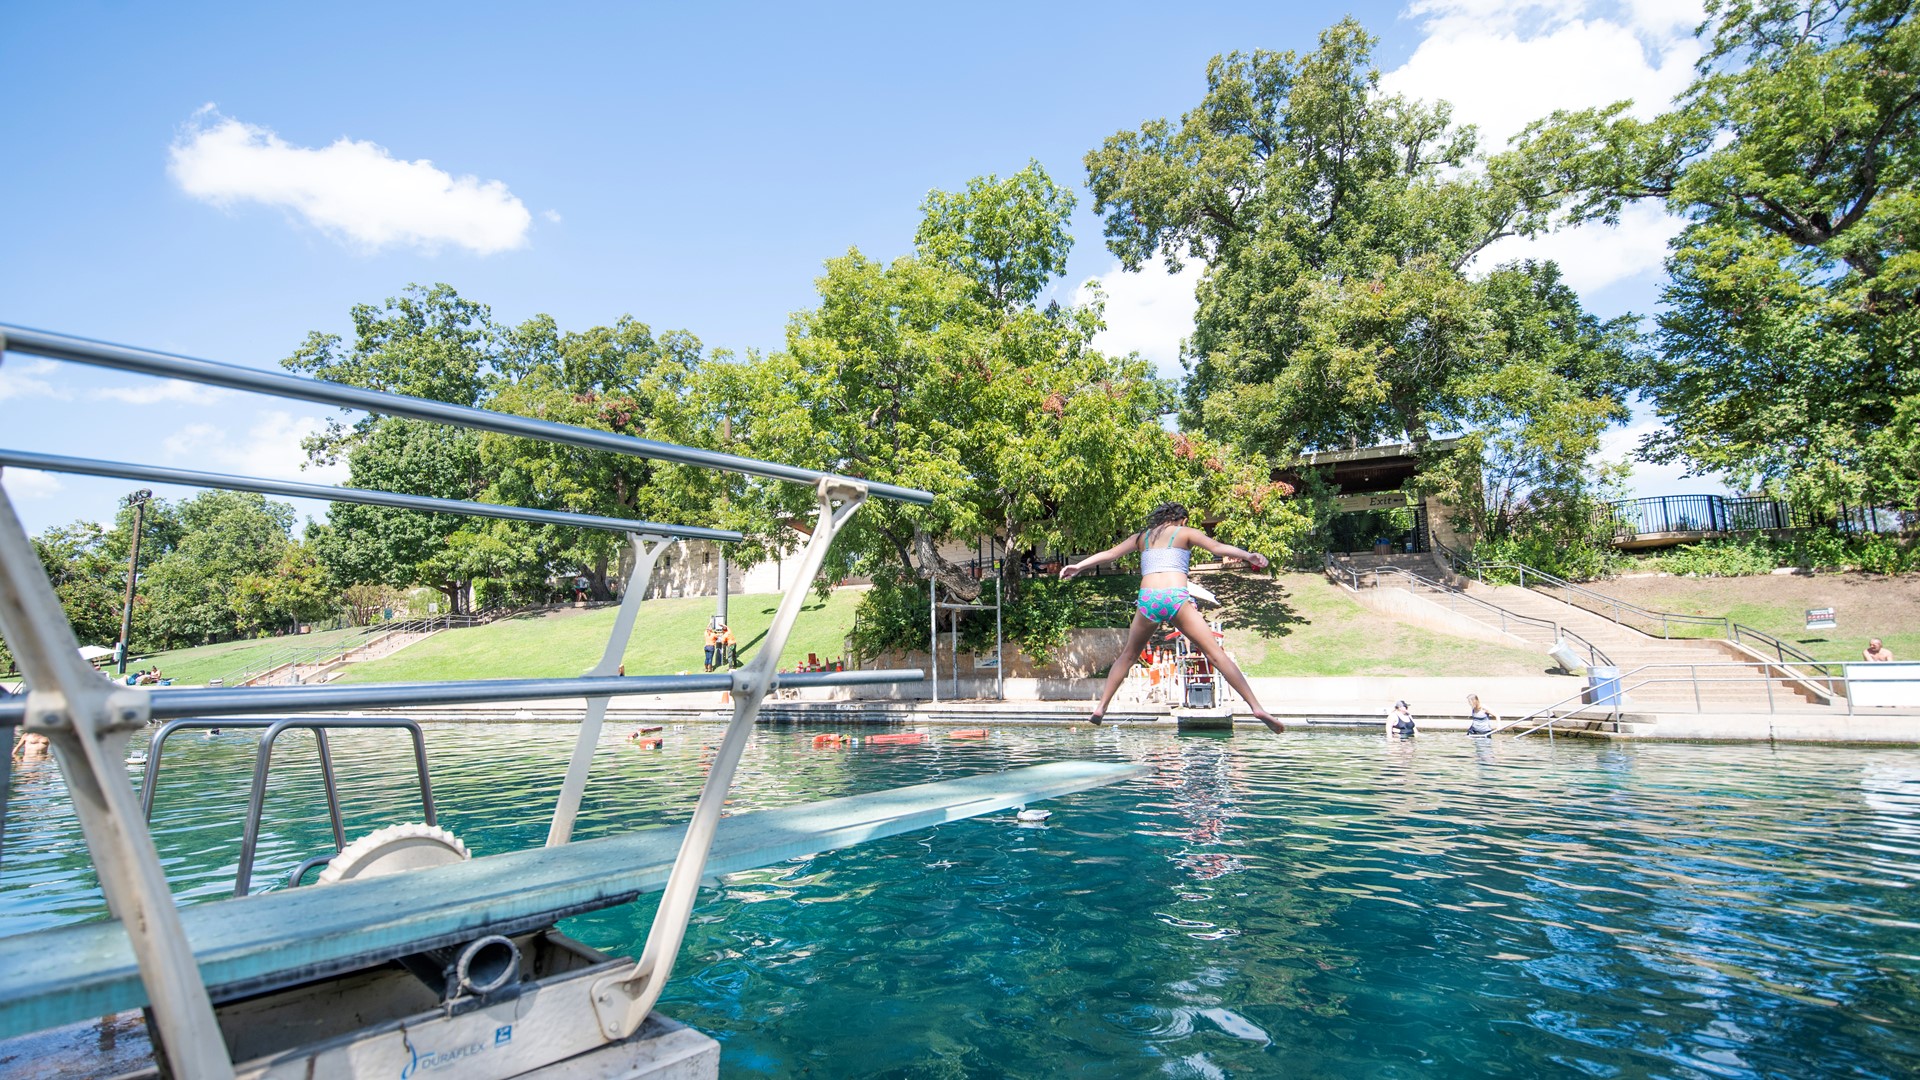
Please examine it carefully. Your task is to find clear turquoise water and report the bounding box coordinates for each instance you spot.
[6,723,1920,1077]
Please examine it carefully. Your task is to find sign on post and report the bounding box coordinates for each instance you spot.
[1806,607,1836,630]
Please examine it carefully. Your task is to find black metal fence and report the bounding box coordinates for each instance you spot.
[1607,494,1814,537]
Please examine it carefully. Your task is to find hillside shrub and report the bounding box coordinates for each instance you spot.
[1656,538,1778,577]
[1653,531,1916,576]
[1473,532,1622,582]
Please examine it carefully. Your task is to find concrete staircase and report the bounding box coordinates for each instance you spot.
[1462,581,1830,712]
[246,629,439,686]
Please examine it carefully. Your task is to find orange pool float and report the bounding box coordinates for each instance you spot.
[866,732,925,746]
[949,729,989,739]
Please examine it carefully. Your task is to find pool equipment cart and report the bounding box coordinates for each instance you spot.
[0,325,1145,1079]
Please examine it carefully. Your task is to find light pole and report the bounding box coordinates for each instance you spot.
[116,488,152,676]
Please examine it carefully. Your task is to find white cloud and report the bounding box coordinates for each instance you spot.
[1596,410,1733,498]
[0,358,73,402]
[1074,261,1204,379]
[1384,4,1699,152]
[1473,200,1682,292]
[0,468,64,500]
[1385,1,1702,290]
[542,209,563,224]
[161,411,350,485]
[169,108,533,255]
[94,378,230,406]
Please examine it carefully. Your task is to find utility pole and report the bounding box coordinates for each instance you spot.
[715,411,731,628]
[116,488,152,675]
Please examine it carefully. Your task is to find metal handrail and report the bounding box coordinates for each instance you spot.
[210,613,484,688]
[1,325,934,506]
[140,717,436,897]
[1496,657,1874,737]
[1466,561,1732,639]
[0,324,954,1078]
[0,668,915,725]
[1729,622,1836,676]
[1324,556,1614,669]
[0,449,744,542]
[1440,549,1842,680]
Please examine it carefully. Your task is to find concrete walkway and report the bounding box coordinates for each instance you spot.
[326,675,1920,745]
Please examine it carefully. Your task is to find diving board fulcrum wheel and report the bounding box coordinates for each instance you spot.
[316,822,470,884]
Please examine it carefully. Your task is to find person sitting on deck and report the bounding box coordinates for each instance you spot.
[1864,639,1895,662]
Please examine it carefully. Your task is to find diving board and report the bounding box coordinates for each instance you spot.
[0,760,1143,1041]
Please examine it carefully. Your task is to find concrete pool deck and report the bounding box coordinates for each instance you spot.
[283,672,1920,745]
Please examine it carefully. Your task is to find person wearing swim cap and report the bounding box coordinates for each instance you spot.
[1060,502,1280,731]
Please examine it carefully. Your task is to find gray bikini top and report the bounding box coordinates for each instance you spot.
[1139,527,1192,576]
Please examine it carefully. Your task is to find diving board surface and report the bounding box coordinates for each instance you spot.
[0,760,1143,1041]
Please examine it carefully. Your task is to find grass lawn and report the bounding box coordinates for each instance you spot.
[335,589,866,683]
[1591,572,1920,663]
[82,625,374,686]
[1209,572,1553,677]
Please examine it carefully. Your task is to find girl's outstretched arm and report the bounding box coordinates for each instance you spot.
[1059,534,1141,580]
[1188,531,1270,570]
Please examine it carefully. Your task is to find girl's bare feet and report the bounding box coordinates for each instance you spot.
[1253,710,1284,733]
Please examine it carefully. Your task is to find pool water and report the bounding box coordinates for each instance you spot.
[6,723,1920,1078]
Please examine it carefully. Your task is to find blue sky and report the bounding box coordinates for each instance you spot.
[0,0,1718,535]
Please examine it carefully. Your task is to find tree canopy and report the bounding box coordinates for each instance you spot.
[1085,18,1635,544]
[1513,0,1920,508]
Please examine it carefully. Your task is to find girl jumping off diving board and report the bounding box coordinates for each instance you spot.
[1059,502,1281,732]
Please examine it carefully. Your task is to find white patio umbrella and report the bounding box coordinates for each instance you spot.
[76,645,115,662]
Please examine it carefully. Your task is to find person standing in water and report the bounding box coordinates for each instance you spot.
[1060,502,1281,732]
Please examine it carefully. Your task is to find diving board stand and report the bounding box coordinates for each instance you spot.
[0,324,1136,1079]
[0,762,1143,1077]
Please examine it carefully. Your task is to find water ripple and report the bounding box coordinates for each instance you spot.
[6,726,1920,1075]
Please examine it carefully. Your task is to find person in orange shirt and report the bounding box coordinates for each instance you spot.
[703,624,721,671]
[718,623,736,669]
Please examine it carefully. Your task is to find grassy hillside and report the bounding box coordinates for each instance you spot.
[74,625,373,686]
[1593,572,1920,662]
[335,589,866,683]
[1210,572,1552,677]
[337,575,1552,684]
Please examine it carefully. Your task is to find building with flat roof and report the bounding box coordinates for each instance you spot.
[1277,438,1471,556]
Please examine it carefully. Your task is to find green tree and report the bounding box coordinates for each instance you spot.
[736,166,1311,659]
[141,491,299,645]
[914,160,1076,308]
[1085,19,1563,457]
[231,541,336,636]
[484,314,721,600]
[1512,0,1920,508]
[312,419,492,614]
[287,284,506,613]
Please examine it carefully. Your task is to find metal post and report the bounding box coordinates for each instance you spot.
[951,607,960,700]
[930,577,938,706]
[0,478,236,1079]
[995,571,1004,702]
[715,550,729,625]
[591,480,869,1040]
[547,534,670,847]
[115,489,151,675]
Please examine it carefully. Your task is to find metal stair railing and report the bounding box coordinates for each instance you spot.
[1463,560,1732,640]
[1433,543,1843,681]
[0,323,1148,1078]
[1493,658,1882,739]
[1325,556,1614,669]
